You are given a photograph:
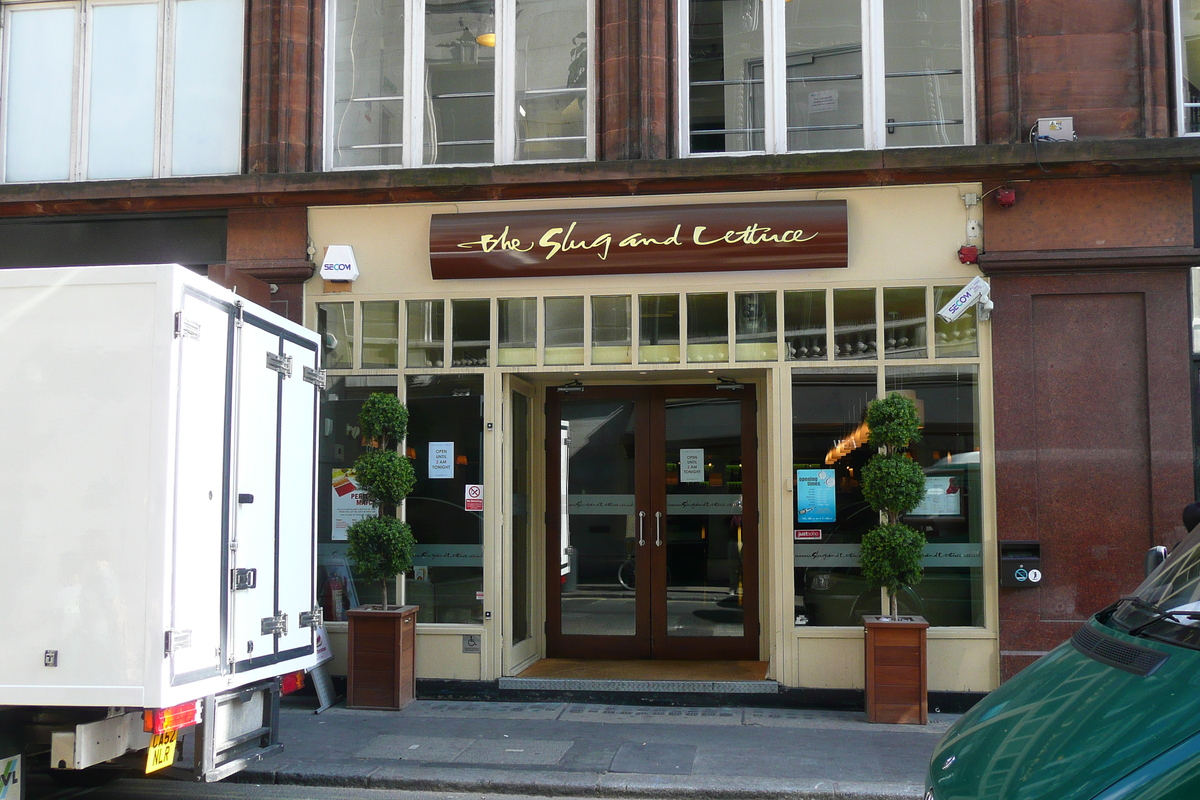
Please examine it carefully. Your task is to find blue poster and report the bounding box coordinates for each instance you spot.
[796,469,837,523]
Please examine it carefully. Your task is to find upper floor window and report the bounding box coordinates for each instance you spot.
[681,0,970,155]
[1,0,245,183]
[1175,0,1200,134]
[329,0,592,168]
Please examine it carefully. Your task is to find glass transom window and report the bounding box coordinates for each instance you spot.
[329,0,592,168]
[682,0,969,155]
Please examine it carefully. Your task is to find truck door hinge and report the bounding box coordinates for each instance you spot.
[261,613,288,637]
[234,301,244,328]
[231,567,257,590]
[174,312,200,339]
[165,629,193,656]
[266,352,294,377]
[299,607,324,629]
[303,366,327,390]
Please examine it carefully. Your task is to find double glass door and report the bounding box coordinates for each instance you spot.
[546,385,758,660]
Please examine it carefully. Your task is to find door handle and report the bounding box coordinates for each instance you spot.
[638,511,646,546]
[655,511,663,546]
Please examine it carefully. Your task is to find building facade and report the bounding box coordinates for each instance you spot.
[1,0,1198,702]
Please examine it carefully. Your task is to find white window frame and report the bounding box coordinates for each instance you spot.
[0,0,245,183]
[324,0,596,171]
[1173,0,1200,136]
[676,0,975,157]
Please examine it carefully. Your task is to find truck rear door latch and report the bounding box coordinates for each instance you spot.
[261,614,288,637]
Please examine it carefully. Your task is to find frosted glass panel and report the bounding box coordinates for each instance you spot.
[88,3,158,180]
[173,0,244,175]
[5,8,76,182]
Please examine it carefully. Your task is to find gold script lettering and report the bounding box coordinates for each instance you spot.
[618,224,684,249]
[457,226,535,253]
[539,222,614,261]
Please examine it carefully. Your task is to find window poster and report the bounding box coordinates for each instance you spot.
[795,469,837,523]
[429,442,454,478]
[331,468,375,540]
[680,448,705,483]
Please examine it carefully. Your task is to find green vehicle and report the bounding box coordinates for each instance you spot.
[925,529,1200,800]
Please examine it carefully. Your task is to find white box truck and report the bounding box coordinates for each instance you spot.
[0,264,324,795]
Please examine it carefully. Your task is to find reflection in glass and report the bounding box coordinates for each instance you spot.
[331,0,405,167]
[406,299,445,368]
[784,0,863,151]
[687,293,728,363]
[735,291,776,361]
[560,399,638,636]
[592,296,631,364]
[362,302,400,368]
[406,374,486,623]
[452,298,491,366]
[886,365,981,626]
[1183,0,1200,134]
[639,294,680,363]
[515,0,588,160]
[664,397,745,637]
[545,296,584,364]
[934,285,979,357]
[784,289,826,360]
[318,302,355,369]
[833,288,875,360]
[883,287,926,359]
[316,375,400,617]
[499,297,537,365]
[424,0,495,164]
[883,0,965,147]
[791,369,876,627]
[688,0,765,153]
[511,390,532,643]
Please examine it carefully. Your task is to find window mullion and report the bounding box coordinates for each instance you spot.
[495,0,515,164]
[676,0,690,157]
[404,0,424,168]
[158,0,171,177]
[763,0,786,153]
[862,0,885,149]
[76,1,90,181]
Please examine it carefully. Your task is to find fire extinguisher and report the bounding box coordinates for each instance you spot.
[324,575,347,621]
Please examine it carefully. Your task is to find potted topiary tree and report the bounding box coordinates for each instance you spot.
[345,392,419,710]
[858,391,929,724]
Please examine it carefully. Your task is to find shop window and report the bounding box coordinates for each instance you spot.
[792,366,983,627]
[735,291,777,361]
[498,297,537,365]
[317,376,401,618]
[886,365,982,627]
[318,302,356,369]
[406,374,486,623]
[545,296,584,364]
[687,292,729,362]
[362,301,400,368]
[683,0,968,155]
[832,288,875,360]
[592,295,632,364]
[784,289,827,360]
[883,287,926,359]
[2,0,244,182]
[406,299,445,367]
[329,0,590,168]
[639,294,680,363]
[1175,0,1200,135]
[452,298,491,366]
[510,389,533,644]
[933,285,978,358]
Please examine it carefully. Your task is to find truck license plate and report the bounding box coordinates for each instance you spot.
[145,730,178,774]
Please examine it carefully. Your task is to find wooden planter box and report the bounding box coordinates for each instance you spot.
[863,615,928,724]
[347,605,418,710]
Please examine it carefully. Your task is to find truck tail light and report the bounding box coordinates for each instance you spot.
[143,699,202,734]
[280,670,305,695]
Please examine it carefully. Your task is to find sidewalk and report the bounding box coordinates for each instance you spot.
[236,698,951,799]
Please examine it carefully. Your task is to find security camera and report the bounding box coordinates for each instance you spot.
[938,276,993,323]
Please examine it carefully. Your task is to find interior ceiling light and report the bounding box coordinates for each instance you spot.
[475,32,496,47]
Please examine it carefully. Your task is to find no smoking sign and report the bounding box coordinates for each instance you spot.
[465,484,484,511]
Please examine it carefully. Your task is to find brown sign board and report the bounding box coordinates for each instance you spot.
[429,200,848,280]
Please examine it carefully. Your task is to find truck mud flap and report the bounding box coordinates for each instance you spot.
[193,678,282,782]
